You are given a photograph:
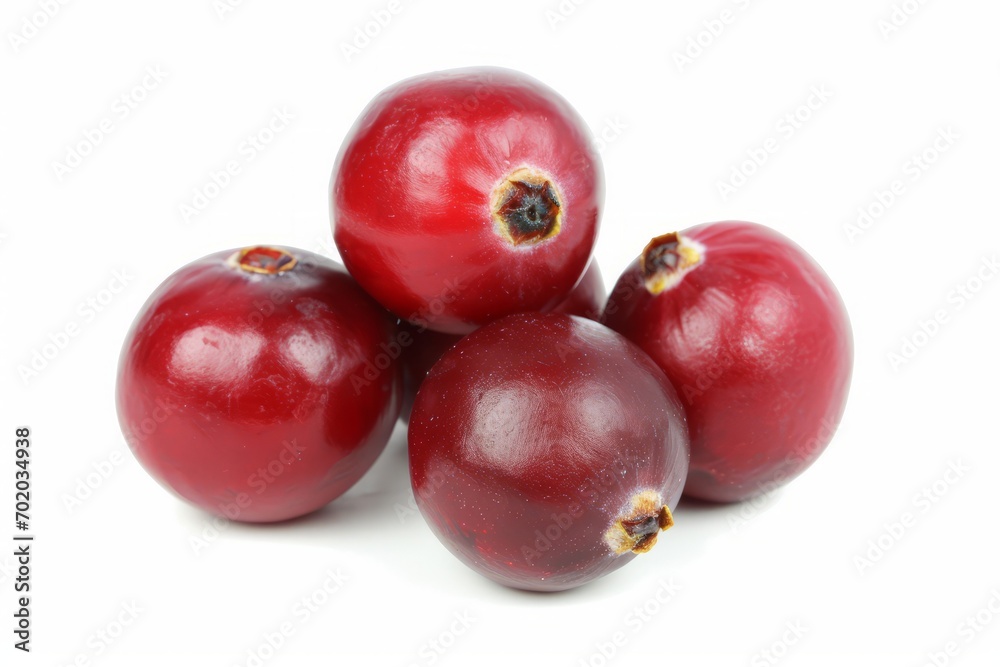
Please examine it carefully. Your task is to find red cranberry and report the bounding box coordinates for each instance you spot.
[397,261,607,421]
[552,260,607,320]
[116,246,401,522]
[397,325,461,424]
[332,67,603,334]
[603,222,852,503]
[408,312,689,591]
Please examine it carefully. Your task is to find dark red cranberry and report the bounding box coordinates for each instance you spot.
[397,261,607,421]
[603,222,852,503]
[396,325,461,424]
[332,67,603,334]
[408,312,689,591]
[552,260,606,320]
[116,246,401,522]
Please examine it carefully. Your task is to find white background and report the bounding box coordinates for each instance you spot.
[2,1,999,666]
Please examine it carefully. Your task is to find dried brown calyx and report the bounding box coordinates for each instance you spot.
[640,232,703,295]
[491,167,563,246]
[604,490,675,555]
[229,246,298,275]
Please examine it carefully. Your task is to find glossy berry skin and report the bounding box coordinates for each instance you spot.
[408,313,689,592]
[397,261,607,422]
[396,325,460,424]
[332,67,603,334]
[116,246,401,522]
[552,260,607,321]
[603,222,852,503]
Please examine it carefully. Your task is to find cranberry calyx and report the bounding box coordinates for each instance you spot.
[230,246,298,275]
[641,232,702,294]
[492,167,562,245]
[604,490,675,555]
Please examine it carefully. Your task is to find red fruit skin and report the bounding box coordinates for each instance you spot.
[332,67,603,334]
[408,313,689,592]
[116,247,401,522]
[603,222,853,503]
[552,260,607,320]
[397,261,607,422]
[397,325,461,424]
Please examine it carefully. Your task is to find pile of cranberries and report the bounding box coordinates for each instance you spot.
[117,67,852,592]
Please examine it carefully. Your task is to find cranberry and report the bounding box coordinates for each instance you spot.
[408,312,689,591]
[332,67,603,334]
[603,222,852,503]
[116,246,401,522]
[397,261,607,421]
[552,260,607,320]
[397,325,461,424]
